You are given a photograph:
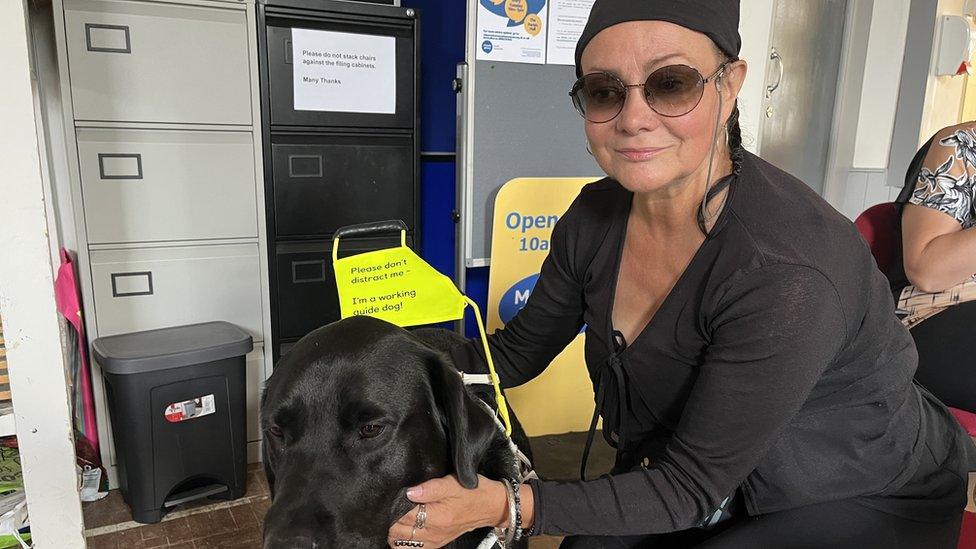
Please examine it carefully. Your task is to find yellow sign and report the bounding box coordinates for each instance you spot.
[488,178,599,436]
[333,233,465,326]
[333,230,512,436]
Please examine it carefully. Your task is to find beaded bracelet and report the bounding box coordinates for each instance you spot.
[523,480,541,538]
[510,478,524,542]
[496,478,527,545]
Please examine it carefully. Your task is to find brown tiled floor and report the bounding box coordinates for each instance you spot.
[83,464,270,548]
[83,433,614,548]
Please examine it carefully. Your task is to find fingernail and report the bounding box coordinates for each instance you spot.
[406,487,421,500]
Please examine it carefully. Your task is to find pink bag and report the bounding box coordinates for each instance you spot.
[54,249,98,454]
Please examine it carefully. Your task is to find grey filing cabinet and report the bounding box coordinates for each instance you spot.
[52,0,274,488]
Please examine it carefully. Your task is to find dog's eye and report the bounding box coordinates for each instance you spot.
[268,425,284,438]
[359,424,384,439]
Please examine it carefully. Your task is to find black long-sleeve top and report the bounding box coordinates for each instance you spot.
[451,151,975,536]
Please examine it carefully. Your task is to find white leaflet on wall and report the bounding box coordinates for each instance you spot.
[546,0,595,65]
[292,28,397,114]
[476,0,548,64]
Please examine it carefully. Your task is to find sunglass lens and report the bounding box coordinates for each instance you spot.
[645,65,704,117]
[575,73,625,123]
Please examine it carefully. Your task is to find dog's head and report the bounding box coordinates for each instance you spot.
[260,316,499,548]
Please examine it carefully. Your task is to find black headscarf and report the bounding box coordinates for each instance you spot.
[575,0,742,77]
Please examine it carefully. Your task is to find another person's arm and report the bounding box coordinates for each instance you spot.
[902,124,976,292]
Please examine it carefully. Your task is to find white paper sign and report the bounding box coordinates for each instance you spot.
[476,0,548,64]
[292,28,397,114]
[546,0,595,65]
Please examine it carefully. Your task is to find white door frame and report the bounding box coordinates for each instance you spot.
[822,0,878,207]
[0,1,86,546]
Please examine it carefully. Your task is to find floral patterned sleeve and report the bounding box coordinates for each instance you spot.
[909,127,976,228]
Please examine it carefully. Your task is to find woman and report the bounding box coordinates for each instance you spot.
[893,121,976,413]
[389,1,974,547]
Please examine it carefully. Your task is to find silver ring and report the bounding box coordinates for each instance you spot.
[414,503,428,530]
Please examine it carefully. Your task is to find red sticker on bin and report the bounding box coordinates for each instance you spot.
[164,394,216,423]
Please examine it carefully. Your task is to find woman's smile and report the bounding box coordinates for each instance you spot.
[615,146,669,162]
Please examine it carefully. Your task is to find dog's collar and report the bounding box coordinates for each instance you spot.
[460,372,493,386]
[462,374,536,548]
[462,374,537,483]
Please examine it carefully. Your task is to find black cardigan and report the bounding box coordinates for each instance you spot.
[451,151,975,536]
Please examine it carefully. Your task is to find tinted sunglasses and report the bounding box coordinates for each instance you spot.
[570,62,731,123]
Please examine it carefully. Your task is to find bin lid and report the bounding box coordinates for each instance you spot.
[92,322,253,375]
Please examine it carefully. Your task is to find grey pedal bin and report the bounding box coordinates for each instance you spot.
[93,322,253,523]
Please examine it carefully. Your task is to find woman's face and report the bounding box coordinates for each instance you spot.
[580,21,745,196]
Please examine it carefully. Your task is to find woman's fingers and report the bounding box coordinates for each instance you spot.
[387,522,447,549]
[387,523,414,542]
[406,475,465,503]
[388,474,491,548]
[396,506,418,527]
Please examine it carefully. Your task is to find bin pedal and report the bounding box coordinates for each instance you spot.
[163,483,228,508]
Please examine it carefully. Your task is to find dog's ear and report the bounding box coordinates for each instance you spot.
[426,353,498,489]
[262,439,277,498]
[260,386,277,497]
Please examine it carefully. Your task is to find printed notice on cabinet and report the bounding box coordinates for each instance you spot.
[292,28,396,114]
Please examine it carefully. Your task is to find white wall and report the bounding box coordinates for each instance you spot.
[738,0,777,153]
[920,0,970,139]
[833,0,974,220]
[0,1,85,546]
[831,0,915,220]
[853,0,912,169]
[29,0,78,254]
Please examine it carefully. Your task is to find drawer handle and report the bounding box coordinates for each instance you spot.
[292,260,326,284]
[98,153,143,180]
[288,155,323,178]
[111,271,153,297]
[285,39,292,64]
[85,23,131,54]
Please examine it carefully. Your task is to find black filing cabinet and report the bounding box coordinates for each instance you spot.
[257,0,420,361]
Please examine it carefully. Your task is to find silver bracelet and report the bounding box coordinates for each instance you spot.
[494,479,517,547]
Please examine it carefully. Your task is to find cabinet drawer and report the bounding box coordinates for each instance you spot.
[271,135,416,238]
[274,236,408,340]
[90,244,263,340]
[64,0,251,124]
[265,18,415,128]
[78,128,258,244]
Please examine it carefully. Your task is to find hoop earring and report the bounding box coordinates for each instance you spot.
[586,142,594,156]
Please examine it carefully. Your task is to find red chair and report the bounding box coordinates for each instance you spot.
[855,203,976,547]
[854,203,903,279]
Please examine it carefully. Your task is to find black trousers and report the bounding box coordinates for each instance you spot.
[558,498,963,548]
[910,300,976,412]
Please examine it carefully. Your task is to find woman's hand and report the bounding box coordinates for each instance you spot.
[387,475,508,548]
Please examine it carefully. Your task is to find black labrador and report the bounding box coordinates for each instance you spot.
[261,315,532,548]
